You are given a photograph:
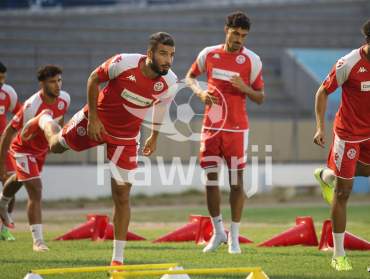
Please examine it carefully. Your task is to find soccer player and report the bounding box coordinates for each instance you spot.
[0,65,70,251]
[186,11,264,254]
[0,61,22,241]
[18,32,177,264]
[313,19,370,271]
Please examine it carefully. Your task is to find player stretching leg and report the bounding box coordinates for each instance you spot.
[0,65,70,251]
[186,11,265,254]
[21,32,177,265]
[313,19,370,271]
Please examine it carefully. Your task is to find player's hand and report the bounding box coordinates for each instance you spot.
[230,75,249,93]
[142,134,157,156]
[198,90,218,106]
[313,129,326,148]
[87,116,106,142]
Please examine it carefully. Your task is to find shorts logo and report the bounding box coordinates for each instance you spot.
[347,148,356,160]
[236,55,246,64]
[0,92,5,100]
[76,126,86,137]
[58,101,65,110]
[154,82,164,92]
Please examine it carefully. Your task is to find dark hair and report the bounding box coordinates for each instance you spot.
[37,65,62,81]
[226,11,251,30]
[148,32,175,51]
[362,19,370,43]
[0,62,7,74]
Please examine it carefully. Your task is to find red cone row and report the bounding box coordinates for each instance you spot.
[257,216,370,250]
[153,214,370,251]
[54,214,146,241]
[153,215,253,244]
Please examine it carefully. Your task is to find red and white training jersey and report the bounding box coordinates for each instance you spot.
[10,90,70,155]
[323,46,370,142]
[189,44,264,131]
[90,53,177,139]
[0,84,22,134]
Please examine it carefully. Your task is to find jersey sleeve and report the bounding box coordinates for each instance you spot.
[10,106,24,131]
[322,58,348,94]
[5,85,21,113]
[12,102,22,114]
[96,54,125,82]
[250,56,264,90]
[189,47,209,77]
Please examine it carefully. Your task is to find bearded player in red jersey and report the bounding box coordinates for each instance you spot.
[0,65,70,251]
[313,19,370,271]
[18,32,177,264]
[0,61,22,241]
[186,11,265,254]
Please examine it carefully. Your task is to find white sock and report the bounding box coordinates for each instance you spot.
[321,168,335,185]
[211,215,224,235]
[38,114,53,130]
[0,193,12,208]
[30,224,43,243]
[112,240,126,263]
[333,232,345,257]
[230,222,240,241]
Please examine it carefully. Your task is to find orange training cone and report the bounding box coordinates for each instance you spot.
[54,214,108,241]
[103,223,146,241]
[319,219,370,251]
[153,215,206,243]
[258,216,318,247]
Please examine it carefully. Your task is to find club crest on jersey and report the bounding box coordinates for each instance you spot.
[0,92,5,100]
[347,148,356,160]
[76,126,86,137]
[154,81,164,92]
[0,106,4,115]
[58,101,65,110]
[236,55,246,64]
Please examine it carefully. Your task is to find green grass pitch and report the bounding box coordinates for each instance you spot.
[1,205,369,279]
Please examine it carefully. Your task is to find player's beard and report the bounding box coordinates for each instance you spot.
[44,87,60,99]
[149,55,170,76]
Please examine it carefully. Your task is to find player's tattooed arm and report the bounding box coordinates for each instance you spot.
[230,75,265,105]
[87,69,106,142]
[0,124,17,182]
[185,71,217,105]
[313,84,328,148]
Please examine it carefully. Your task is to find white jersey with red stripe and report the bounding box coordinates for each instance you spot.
[323,46,370,141]
[92,53,177,139]
[189,44,264,131]
[0,83,22,134]
[10,90,70,155]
